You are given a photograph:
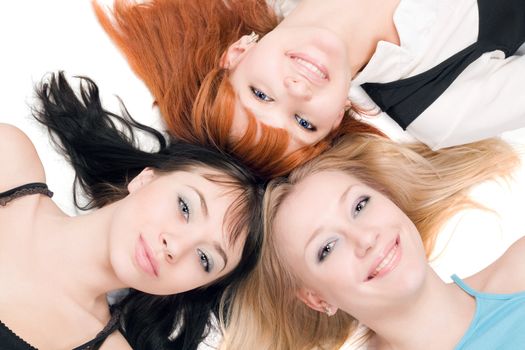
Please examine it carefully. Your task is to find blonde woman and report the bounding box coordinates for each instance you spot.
[221,134,523,350]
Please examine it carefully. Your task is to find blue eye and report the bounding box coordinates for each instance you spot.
[178,197,190,221]
[197,249,213,273]
[317,240,337,263]
[294,114,316,131]
[353,196,370,217]
[250,86,274,102]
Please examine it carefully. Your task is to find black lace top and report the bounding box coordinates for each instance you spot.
[0,183,53,206]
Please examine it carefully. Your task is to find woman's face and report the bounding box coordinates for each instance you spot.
[273,171,428,318]
[225,26,353,152]
[108,168,246,295]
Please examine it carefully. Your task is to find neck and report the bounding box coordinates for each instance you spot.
[281,0,400,77]
[360,268,475,350]
[30,201,126,313]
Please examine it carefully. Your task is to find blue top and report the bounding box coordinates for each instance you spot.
[452,274,525,350]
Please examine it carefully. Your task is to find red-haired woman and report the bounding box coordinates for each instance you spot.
[94,0,525,178]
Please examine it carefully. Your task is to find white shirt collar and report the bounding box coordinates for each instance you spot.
[352,0,439,85]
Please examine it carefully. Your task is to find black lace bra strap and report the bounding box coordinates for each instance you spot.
[0,182,53,207]
[72,308,122,350]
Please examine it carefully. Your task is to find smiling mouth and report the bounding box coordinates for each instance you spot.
[288,52,329,81]
[366,235,401,281]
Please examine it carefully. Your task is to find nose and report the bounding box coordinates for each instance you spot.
[284,76,312,100]
[159,232,194,264]
[351,228,379,258]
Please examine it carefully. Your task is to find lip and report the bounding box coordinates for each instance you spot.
[287,51,330,84]
[365,235,401,282]
[135,234,159,278]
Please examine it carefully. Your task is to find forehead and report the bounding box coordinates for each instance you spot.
[164,169,232,194]
[230,99,303,144]
[285,170,360,207]
[177,167,242,187]
[274,171,360,243]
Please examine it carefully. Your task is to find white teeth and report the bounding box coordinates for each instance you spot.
[370,243,398,278]
[293,57,326,79]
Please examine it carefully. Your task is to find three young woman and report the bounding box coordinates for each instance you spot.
[220,134,524,349]
[0,72,264,350]
[94,0,525,177]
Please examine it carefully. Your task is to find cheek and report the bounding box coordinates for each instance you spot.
[106,202,147,288]
[241,45,282,79]
[108,205,137,256]
[322,276,365,313]
[230,103,252,140]
[150,269,199,295]
[313,92,348,123]
[108,232,139,288]
[306,260,363,304]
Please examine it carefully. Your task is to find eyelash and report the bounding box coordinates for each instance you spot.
[294,115,316,131]
[250,86,317,132]
[250,86,273,102]
[178,197,190,222]
[197,249,213,273]
[353,196,370,217]
[317,240,337,263]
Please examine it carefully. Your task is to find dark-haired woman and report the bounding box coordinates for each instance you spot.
[0,73,264,350]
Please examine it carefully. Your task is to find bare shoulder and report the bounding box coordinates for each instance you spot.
[468,237,525,294]
[99,331,133,350]
[0,123,45,192]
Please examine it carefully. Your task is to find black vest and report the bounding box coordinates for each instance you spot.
[361,0,525,129]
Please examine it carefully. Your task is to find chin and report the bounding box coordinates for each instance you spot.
[393,263,427,298]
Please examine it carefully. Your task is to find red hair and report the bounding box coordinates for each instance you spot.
[93,0,385,178]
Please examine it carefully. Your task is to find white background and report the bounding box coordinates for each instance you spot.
[1,1,524,349]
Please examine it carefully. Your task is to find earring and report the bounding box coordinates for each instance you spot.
[323,305,335,317]
[247,31,260,44]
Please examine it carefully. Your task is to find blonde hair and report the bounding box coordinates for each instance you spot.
[220,134,520,350]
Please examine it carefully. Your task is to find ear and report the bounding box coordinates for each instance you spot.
[220,34,258,69]
[333,98,353,129]
[296,287,338,316]
[344,98,352,112]
[127,167,157,194]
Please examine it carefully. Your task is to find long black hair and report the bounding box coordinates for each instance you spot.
[32,72,265,350]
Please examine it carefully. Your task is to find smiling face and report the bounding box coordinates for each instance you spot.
[272,171,428,318]
[108,168,245,295]
[225,26,352,152]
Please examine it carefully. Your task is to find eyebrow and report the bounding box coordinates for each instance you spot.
[188,185,208,218]
[304,184,355,248]
[214,242,229,272]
